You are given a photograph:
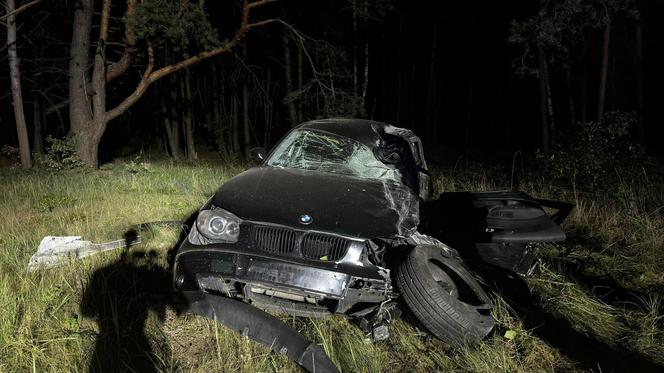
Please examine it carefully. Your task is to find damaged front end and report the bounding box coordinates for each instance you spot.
[174,213,394,321]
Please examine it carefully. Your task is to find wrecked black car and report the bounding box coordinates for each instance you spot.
[173,118,572,347]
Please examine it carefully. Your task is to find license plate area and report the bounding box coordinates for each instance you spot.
[245,257,350,297]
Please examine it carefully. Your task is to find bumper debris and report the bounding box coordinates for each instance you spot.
[181,290,340,373]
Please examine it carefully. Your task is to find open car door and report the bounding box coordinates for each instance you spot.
[420,191,574,274]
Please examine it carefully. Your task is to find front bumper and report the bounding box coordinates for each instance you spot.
[174,240,392,314]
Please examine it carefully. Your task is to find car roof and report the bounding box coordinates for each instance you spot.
[295,118,390,147]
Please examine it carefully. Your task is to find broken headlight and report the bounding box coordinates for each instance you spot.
[189,207,241,245]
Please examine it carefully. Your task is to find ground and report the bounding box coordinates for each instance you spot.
[0,159,662,372]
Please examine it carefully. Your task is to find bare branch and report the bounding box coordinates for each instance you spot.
[0,0,40,22]
[248,0,278,9]
[105,0,276,123]
[36,90,66,131]
[270,19,331,98]
[45,99,69,114]
[144,42,154,77]
[104,43,153,123]
[107,0,136,82]
[247,18,277,29]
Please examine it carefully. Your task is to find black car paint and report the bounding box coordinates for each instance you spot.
[420,191,572,273]
[213,166,419,238]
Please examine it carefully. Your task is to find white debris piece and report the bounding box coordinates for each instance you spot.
[28,235,137,272]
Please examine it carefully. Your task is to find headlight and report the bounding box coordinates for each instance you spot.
[189,207,241,244]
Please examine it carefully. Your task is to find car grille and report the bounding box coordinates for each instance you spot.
[301,233,349,260]
[252,225,297,255]
[248,224,351,261]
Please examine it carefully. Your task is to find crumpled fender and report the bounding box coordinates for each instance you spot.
[180,290,339,373]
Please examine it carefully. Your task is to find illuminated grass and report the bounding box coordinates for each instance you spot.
[0,159,661,371]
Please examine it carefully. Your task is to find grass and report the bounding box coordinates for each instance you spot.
[0,158,662,372]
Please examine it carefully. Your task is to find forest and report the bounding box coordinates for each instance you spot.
[1,0,663,372]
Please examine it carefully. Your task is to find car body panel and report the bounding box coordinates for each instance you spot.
[213,167,419,238]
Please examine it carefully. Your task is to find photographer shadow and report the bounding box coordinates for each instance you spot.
[80,225,191,373]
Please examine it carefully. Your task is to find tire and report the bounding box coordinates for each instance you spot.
[395,245,494,346]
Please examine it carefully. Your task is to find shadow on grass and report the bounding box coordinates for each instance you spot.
[563,224,608,253]
[80,218,195,373]
[486,269,663,373]
[541,227,663,313]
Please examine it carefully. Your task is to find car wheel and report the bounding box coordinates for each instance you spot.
[395,245,494,346]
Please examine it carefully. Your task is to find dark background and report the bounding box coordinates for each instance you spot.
[1,0,662,164]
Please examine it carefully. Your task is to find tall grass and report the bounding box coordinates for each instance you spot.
[0,158,661,372]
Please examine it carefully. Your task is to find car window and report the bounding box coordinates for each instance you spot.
[266,129,402,182]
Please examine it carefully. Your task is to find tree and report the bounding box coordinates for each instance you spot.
[632,10,645,144]
[596,10,611,120]
[4,0,40,169]
[510,0,587,153]
[68,0,275,167]
[509,0,630,153]
[282,30,297,127]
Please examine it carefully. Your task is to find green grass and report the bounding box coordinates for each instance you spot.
[0,159,662,372]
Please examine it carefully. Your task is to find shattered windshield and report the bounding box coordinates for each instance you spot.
[266,129,401,181]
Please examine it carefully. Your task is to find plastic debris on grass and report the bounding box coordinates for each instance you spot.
[28,235,137,271]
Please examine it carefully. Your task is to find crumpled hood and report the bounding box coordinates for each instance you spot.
[212,167,419,238]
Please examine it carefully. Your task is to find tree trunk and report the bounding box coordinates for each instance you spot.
[394,15,403,125]
[183,71,196,160]
[352,0,358,96]
[68,0,94,165]
[67,0,109,168]
[580,35,588,124]
[33,94,43,154]
[566,66,576,126]
[213,64,220,129]
[263,70,273,147]
[395,73,401,125]
[464,76,474,152]
[211,63,222,151]
[544,58,555,132]
[282,32,297,127]
[634,19,645,144]
[464,35,474,152]
[231,96,240,154]
[597,23,610,121]
[243,46,251,158]
[160,83,180,159]
[426,28,437,142]
[297,43,303,122]
[76,130,101,167]
[86,0,112,168]
[538,46,550,155]
[360,0,369,115]
[66,0,271,166]
[6,0,32,169]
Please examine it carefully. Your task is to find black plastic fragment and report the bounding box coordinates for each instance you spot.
[181,291,340,373]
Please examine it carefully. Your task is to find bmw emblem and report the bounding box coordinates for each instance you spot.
[299,214,313,225]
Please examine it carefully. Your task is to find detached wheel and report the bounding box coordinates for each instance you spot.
[395,245,494,346]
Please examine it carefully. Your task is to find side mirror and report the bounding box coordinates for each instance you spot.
[250,147,267,162]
